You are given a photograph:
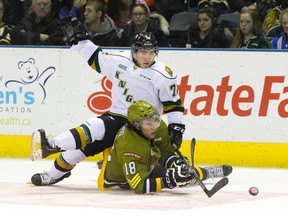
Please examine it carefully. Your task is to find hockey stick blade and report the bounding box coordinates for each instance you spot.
[204,177,229,198]
[190,138,229,198]
[173,138,228,198]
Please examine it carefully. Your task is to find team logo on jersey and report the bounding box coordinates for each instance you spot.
[165,66,173,77]
[118,64,127,71]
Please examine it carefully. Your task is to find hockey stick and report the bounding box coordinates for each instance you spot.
[172,138,228,198]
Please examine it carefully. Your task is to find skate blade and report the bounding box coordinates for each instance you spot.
[30,131,43,161]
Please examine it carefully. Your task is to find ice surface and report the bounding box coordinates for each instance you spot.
[0,158,287,216]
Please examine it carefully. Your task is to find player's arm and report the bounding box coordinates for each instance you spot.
[123,155,192,194]
[155,120,187,169]
[61,16,116,76]
[124,160,192,194]
[156,66,186,149]
[122,156,159,194]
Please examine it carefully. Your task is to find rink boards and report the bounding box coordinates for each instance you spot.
[0,46,287,167]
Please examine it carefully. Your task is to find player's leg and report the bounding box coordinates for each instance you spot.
[82,114,127,157]
[30,117,106,186]
[31,149,85,186]
[204,164,233,179]
[31,114,126,186]
[195,165,233,181]
[93,114,128,169]
[31,117,106,160]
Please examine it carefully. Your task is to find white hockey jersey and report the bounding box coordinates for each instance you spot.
[72,40,184,124]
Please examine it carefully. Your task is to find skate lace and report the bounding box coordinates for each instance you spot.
[40,172,56,185]
[206,166,224,179]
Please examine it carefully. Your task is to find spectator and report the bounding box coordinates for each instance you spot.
[24,0,66,18]
[2,0,25,25]
[260,0,288,37]
[120,3,170,47]
[193,0,232,17]
[177,7,230,48]
[106,0,149,38]
[151,0,197,22]
[84,0,119,46]
[230,8,271,48]
[231,0,256,12]
[58,0,86,20]
[9,0,65,45]
[271,7,288,48]
[106,0,134,38]
[144,0,154,7]
[0,0,11,45]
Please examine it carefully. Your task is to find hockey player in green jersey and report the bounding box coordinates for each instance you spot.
[97,100,232,194]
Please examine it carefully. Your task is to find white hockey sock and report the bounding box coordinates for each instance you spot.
[48,150,86,179]
[52,131,78,150]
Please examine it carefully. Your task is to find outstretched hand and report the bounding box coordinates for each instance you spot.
[61,16,89,45]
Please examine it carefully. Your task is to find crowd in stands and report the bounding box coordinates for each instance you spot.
[0,0,287,49]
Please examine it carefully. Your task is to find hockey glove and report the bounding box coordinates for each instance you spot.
[162,164,193,189]
[0,25,12,45]
[61,16,89,45]
[168,123,185,149]
[171,157,187,168]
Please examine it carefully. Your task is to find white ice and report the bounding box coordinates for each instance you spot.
[0,158,287,216]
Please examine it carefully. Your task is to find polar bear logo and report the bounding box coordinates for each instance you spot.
[5,58,55,104]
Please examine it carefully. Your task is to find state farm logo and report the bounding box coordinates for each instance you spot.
[87,76,112,114]
[87,75,288,117]
[178,75,288,118]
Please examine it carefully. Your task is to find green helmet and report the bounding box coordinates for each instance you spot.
[128,100,158,129]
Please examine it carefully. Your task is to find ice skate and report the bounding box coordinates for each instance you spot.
[31,129,60,161]
[205,164,233,179]
[31,171,71,186]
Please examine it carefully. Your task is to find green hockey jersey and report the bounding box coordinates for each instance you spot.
[103,120,178,194]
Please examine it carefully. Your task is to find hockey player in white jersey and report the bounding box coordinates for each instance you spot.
[30,17,230,186]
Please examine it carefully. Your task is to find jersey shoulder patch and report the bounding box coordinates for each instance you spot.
[150,61,176,79]
[165,66,173,77]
